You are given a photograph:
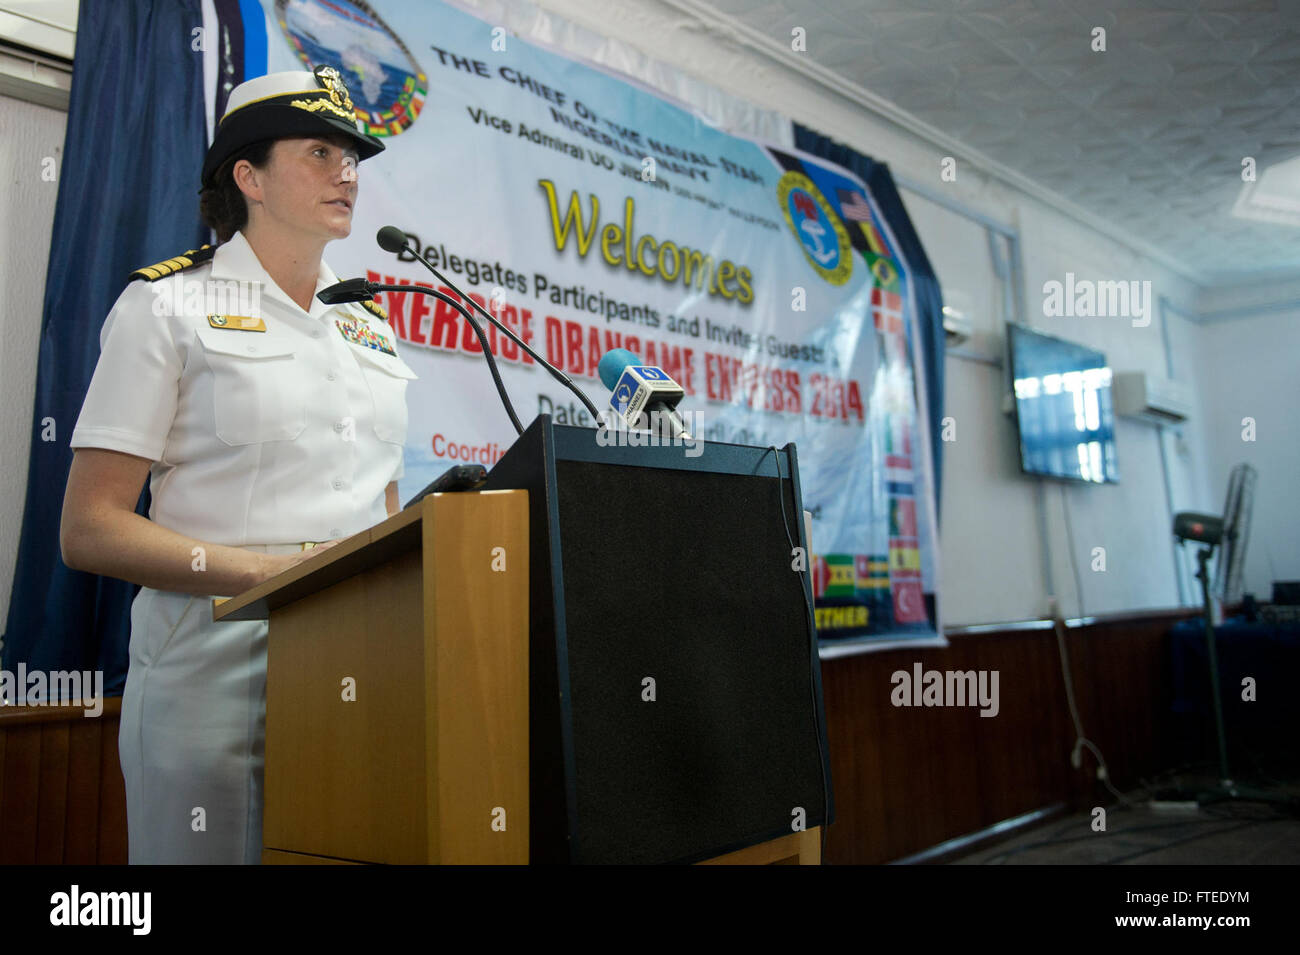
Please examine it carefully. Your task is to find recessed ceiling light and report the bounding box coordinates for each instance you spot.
[1232,153,1300,228]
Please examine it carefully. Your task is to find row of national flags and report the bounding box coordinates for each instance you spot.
[809,187,929,638]
[810,500,918,599]
[811,547,926,635]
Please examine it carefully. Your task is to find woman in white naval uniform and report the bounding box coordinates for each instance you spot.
[59,68,415,864]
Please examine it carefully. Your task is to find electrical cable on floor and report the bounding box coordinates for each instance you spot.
[1102,820,1263,865]
[1054,482,1136,808]
[980,819,1187,863]
[1059,482,1086,622]
[1050,609,1135,806]
[1198,800,1296,822]
[1037,796,1151,846]
[1138,760,1300,819]
[981,816,1256,865]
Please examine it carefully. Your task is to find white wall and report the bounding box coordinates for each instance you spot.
[0,94,66,632]
[1186,303,1300,601]
[909,189,1206,624]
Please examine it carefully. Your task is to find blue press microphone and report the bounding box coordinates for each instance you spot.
[597,348,691,439]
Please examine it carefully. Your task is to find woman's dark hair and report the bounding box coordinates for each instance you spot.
[199,140,275,242]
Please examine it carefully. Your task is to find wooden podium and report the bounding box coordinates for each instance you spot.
[214,419,830,865]
[214,490,531,865]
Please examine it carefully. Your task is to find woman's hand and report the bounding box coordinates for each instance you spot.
[252,540,342,583]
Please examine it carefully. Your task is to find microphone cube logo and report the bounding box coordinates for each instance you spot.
[612,379,636,414]
[612,369,651,421]
[610,367,684,421]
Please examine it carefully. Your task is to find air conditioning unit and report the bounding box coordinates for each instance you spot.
[1112,371,1191,425]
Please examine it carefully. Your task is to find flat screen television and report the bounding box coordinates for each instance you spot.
[1007,323,1119,484]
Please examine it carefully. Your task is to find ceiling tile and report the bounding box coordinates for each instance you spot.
[699,0,1300,282]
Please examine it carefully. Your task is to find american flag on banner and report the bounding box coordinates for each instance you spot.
[838,188,897,269]
[837,188,874,221]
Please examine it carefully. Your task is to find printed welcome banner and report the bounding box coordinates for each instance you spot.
[251,0,941,643]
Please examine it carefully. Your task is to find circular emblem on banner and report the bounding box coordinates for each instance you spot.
[776,171,852,286]
[276,0,427,137]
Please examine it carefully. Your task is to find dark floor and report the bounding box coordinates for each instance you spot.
[951,762,1300,865]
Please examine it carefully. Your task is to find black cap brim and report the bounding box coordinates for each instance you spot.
[201,104,385,189]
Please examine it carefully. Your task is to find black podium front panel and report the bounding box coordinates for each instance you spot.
[485,415,832,864]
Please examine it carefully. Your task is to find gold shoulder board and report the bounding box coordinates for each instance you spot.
[361,299,388,322]
[129,244,217,282]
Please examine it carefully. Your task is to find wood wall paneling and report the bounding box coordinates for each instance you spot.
[0,610,1193,865]
[0,697,125,865]
[819,610,1196,864]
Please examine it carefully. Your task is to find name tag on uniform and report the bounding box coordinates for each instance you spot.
[336,317,397,356]
[207,314,267,332]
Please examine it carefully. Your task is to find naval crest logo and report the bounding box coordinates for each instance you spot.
[777,171,853,286]
[277,0,427,137]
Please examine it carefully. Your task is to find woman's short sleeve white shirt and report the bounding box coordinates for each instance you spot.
[70,231,416,545]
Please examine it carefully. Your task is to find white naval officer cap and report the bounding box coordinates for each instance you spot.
[201,65,385,189]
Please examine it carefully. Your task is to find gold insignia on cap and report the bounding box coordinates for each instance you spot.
[290,65,357,122]
[289,97,356,122]
[314,65,354,113]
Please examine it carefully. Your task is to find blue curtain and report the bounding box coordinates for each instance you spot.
[1,0,208,693]
[793,126,946,514]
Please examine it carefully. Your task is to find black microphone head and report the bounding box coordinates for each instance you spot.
[317,277,376,304]
[377,226,410,254]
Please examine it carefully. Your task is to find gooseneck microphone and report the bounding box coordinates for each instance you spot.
[318,276,524,434]
[376,225,604,423]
